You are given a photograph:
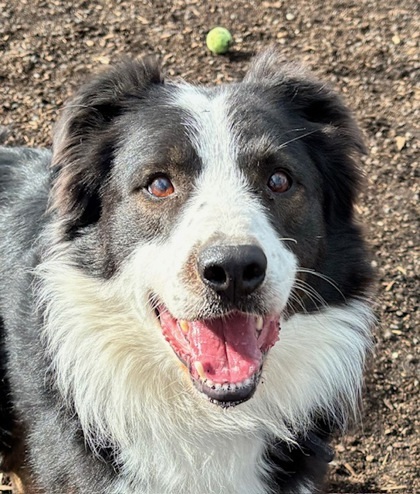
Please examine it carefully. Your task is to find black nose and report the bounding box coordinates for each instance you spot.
[198,245,267,302]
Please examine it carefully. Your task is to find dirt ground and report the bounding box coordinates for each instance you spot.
[0,0,418,492]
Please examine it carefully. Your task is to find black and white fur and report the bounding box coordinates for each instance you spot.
[0,51,374,493]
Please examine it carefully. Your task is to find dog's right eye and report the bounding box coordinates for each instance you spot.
[146,175,175,198]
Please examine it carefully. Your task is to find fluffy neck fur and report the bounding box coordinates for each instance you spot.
[37,248,374,494]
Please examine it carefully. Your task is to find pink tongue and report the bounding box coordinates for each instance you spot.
[189,314,262,384]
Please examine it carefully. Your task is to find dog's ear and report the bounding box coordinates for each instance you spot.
[51,57,163,233]
[244,50,366,223]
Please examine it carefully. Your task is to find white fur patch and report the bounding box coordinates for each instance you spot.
[38,251,373,494]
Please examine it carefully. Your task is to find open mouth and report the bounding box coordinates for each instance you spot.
[155,305,280,407]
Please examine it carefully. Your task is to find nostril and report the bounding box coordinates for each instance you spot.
[243,262,265,283]
[203,264,228,287]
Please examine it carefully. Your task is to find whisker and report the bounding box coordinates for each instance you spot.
[296,268,346,301]
[277,129,320,150]
[286,290,309,315]
[293,279,328,310]
[278,237,298,244]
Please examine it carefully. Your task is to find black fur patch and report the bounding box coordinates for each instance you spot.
[51,57,163,237]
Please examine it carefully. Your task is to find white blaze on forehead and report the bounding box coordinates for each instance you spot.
[173,85,237,174]
[172,85,258,239]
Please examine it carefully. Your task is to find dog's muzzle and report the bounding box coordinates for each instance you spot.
[155,243,281,407]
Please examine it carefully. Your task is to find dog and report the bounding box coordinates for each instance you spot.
[0,50,374,493]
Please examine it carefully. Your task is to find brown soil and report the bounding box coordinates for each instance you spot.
[0,0,418,492]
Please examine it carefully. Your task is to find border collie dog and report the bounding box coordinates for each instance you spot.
[0,51,374,493]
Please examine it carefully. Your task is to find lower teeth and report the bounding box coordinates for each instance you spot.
[200,376,255,391]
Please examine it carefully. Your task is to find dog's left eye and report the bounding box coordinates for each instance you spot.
[147,175,175,198]
[268,170,292,194]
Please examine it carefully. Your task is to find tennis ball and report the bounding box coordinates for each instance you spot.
[206,27,233,55]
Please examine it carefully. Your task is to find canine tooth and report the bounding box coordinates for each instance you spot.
[206,379,214,388]
[194,361,206,380]
[179,320,189,333]
[214,383,222,390]
[256,316,263,331]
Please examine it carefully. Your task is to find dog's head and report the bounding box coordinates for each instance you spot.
[49,51,372,409]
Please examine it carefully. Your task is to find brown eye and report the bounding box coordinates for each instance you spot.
[147,175,175,198]
[268,170,291,194]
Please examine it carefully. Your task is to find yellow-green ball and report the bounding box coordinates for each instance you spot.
[206,27,233,55]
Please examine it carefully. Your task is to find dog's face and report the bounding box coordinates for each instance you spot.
[49,52,372,409]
